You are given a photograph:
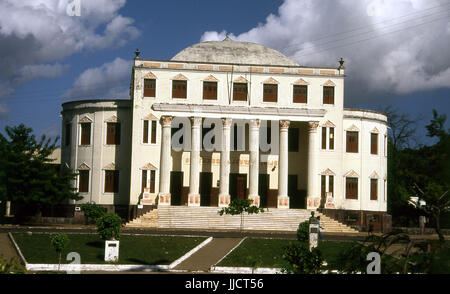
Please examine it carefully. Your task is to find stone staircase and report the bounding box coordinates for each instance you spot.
[125,206,359,233]
[316,212,359,233]
[125,208,158,228]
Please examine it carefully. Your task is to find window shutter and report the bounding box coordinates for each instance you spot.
[150,170,156,193]
[371,179,378,200]
[346,131,358,153]
[293,85,307,103]
[141,170,147,193]
[172,80,187,98]
[233,83,247,101]
[346,178,358,199]
[107,123,120,145]
[263,84,277,102]
[329,175,334,196]
[105,171,113,193]
[203,82,217,100]
[371,133,378,155]
[321,175,326,198]
[143,120,149,143]
[322,127,327,149]
[80,123,91,145]
[323,86,334,104]
[151,121,157,144]
[144,79,156,97]
[79,170,89,193]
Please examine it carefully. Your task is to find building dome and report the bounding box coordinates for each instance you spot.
[171,36,298,66]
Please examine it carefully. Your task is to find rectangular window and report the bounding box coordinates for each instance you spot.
[144,79,156,97]
[371,179,378,200]
[346,177,358,199]
[172,80,187,99]
[321,127,327,149]
[78,170,89,193]
[329,175,334,196]
[143,120,157,144]
[321,175,326,199]
[151,121,157,144]
[329,127,334,150]
[288,128,299,152]
[106,123,120,145]
[346,131,358,153]
[80,123,91,146]
[293,85,307,103]
[65,123,71,146]
[263,84,278,102]
[105,170,119,193]
[371,133,378,155]
[233,83,247,101]
[203,81,217,100]
[323,86,335,105]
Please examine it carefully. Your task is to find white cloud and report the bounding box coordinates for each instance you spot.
[0,0,140,97]
[62,57,132,99]
[200,0,450,104]
[0,102,10,119]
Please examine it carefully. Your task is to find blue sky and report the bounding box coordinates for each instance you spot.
[0,0,448,146]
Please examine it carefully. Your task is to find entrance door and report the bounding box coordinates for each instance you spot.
[170,171,183,206]
[200,172,212,206]
[259,174,269,208]
[230,173,247,200]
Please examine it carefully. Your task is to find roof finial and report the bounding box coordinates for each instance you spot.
[224,33,231,41]
[135,48,141,59]
[338,57,345,70]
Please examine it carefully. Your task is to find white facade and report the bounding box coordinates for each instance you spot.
[61,38,387,214]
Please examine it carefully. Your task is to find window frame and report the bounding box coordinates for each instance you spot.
[371,133,378,155]
[142,119,157,145]
[232,82,248,102]
[104,170,119,194]
[143,78,156,98]
[321,126,335,151]
[323,86,335,105]
[78,169,90,193]
[106,122,121,146]
[346,131,359,153]
[345,177,359,200]
[79,122,92,146]
[202,81,218,100]
[263,83,278,103]
[293,84,308,104]
[141,169,156,194]
[172,80,187,99]
[370,178,378,201]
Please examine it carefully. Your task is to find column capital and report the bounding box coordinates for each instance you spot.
[279,120,290,129]
[221,118,233,127]
[308,121,319,132]
[190,117,202,126]
[250,119,261,129]
[160,116,173,127]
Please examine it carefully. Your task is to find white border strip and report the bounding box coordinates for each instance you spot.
[8,232,27,265]
[26,263,169,272]
[168,236,213,269]
[210,266,281,274]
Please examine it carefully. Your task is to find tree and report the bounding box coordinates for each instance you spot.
[0,124,82,217]
[218,198,265,231]
[96,213,122,241]
[51,234,69,271]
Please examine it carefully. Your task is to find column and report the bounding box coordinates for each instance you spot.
[158,116,173,206]
[307,121,319,209]
[248,119,260,207]
[277,120,290,208]
[219,118,232,207]
[188,117,202,206]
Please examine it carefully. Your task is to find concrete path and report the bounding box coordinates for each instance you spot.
[0,233,20,261]
[174,237,243,272]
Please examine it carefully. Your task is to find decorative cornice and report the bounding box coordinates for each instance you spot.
[346,124,360,132]
[263,77,279,84]
[172,73,188,81]
[323,80,336,87]
[344,170,359,178]
[141,163,157,170]
[308,121,319,131]
[105,115,119,123]
[321,168,335,176]
[221,118,232,127]
[78,163,90,170]
[143,114,158,121]
[79,116,93,123]
[370,171,379,179]
[322,120,336,127]
[293,78,309,85]
[371,127,380,133]
[144,72,157,79]
[104,163,116,170]
[234,76,248,83]
[203,75,219,82]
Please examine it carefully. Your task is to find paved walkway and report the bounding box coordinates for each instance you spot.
[0,233,20,261]
[174,237,243,272]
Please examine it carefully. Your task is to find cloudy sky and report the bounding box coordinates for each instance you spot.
[0,0,449,144]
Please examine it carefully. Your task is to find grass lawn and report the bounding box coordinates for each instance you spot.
[217,238,354,268]
[12,233,206,265]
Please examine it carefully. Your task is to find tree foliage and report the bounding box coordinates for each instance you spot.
[96,213,122,240]
[81,202,107,223]
[51,234,69,270]
[0,124,82,214]
[218,198,265,231]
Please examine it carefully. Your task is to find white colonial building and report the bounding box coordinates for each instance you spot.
[61,37,389,231]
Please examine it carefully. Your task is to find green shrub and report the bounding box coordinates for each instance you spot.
[281,242,323,274]
[0,254,26,274]
[297,221,310,244]
[81,202,107,223]
[96,213,122,240]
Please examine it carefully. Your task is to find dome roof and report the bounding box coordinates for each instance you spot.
[171,36,298,66]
